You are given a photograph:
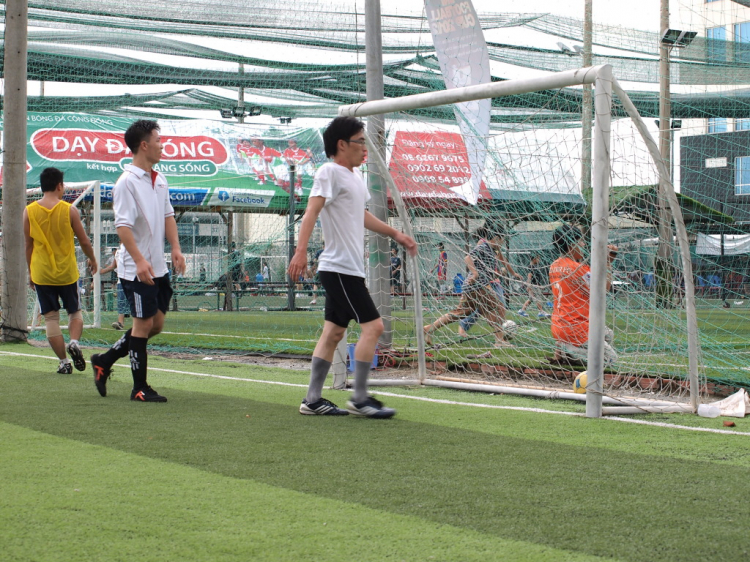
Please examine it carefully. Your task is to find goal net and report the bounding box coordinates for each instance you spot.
[340,65,706,415]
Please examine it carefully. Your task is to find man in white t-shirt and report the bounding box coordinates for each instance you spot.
[91,120,186,403]
[288,116,417,418]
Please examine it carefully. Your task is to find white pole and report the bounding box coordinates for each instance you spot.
[363,131,428,382]
[602,405,694,415]
[581,0,593,194]
[425,378,685,407]
[364,0,392,348]
[339,66,606,117]
[611,78,701,412]
[586,65,613,419]
[93,181,102,328]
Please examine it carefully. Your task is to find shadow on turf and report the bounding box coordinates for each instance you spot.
[1,367,747,562]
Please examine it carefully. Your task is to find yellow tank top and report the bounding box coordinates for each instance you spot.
[27,200,80,286]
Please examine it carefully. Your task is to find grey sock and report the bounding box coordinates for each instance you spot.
[305,357,332,403]
[352,360,371,403]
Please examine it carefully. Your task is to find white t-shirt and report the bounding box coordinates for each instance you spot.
[311,162,370,278]
[113,164,174,281]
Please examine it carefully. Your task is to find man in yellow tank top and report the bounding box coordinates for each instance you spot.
[23,167,98,374]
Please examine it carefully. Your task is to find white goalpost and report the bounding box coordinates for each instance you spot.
[338,64,701,417]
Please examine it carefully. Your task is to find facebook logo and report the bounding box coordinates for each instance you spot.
[218,190,229,202]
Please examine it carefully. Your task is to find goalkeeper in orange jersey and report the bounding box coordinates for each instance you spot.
[548,224,618,366]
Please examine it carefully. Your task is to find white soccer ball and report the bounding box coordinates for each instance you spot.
[502,320,518,340]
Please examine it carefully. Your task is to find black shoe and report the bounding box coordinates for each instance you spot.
[66,341,86,371]
[57,362,73,375]
[346,396,396,419]
[299,397,348,415]
[131,385,168,403]
[91,354,111,397]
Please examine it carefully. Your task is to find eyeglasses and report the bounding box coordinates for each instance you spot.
[345,138,367,146]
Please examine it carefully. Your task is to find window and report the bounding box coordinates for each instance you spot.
[737,118,750,131]
[709,118,728,133]
[735,156,750,195]
[707,26,727,62]
[735,22,750,63]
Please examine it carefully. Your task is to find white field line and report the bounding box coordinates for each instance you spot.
[159,331,315,343]
[2,350,750,436]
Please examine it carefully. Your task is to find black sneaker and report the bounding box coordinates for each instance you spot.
[346,396,396,419]
[299,397,348,415]
[91,354,111,397]
[57,362,73,375]
[131,386,168,403]
[66,341,86,371]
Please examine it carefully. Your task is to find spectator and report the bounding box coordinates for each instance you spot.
[453,272,465,294]
[517,253,551,318]
[390,247,402,295]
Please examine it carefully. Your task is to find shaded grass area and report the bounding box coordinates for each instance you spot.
[3,424,600,562]
[2,350,750,562]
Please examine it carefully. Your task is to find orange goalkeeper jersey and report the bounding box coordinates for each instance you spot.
[549,256,591,346]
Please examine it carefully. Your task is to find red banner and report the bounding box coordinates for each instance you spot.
[388,131,489,204]
[30,129,229,164]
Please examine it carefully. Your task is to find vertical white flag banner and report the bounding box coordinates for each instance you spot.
[425,0,491,205]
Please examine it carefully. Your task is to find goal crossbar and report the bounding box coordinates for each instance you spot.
[338,65,606,117]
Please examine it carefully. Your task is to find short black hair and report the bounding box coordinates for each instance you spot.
[40,167,63,192]
[124,120,160,154]
[323,116,365,157]
[552,224,584,256]
[475,219,506,241]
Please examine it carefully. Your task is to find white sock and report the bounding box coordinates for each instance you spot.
[69,339,79,346]
[60,358,70,365]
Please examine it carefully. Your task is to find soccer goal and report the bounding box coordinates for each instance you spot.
[339,64,703,418]
[28,180,102,332]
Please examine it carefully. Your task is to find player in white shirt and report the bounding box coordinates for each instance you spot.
[288,116,417,418]
[91,120,186,402]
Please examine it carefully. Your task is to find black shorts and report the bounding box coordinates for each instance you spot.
[318,270,380,328]
[120,275,173,319]
[35,282,80,315]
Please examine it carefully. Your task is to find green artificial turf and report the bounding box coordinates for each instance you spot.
[2,345,750,562]
[36,302,750,388]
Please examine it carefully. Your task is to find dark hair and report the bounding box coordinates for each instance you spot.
[124,120,160,154]
[323,116,365,157]
[552,224,584,256]
[475,220,506,241]
[40,167,63,192]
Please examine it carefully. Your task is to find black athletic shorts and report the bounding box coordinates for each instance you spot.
[35,282,80,315]
[318,270,380,328]
[120,275,173,319]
